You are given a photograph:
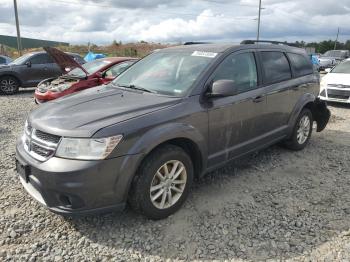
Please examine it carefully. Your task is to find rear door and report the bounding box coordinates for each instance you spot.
[258,50,294,135]
[207,50,267,167]
[286,52,315,106]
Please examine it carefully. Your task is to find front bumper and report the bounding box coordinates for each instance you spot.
[16,140,142,216]
[34,90,66,103]
[319,87,350,104]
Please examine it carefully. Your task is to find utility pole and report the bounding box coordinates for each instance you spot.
[257,0,262,41]
[14,0,22,55]
[334,27,340,50]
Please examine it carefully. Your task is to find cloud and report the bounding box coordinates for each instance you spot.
[0,0,349,44]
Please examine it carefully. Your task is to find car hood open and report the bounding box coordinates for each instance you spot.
[29,85,182,137]
[44,47,88,75]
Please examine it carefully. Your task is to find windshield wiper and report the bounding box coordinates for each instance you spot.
[116,84,157,93]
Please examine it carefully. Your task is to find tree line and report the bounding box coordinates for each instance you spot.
[292,40,350,54]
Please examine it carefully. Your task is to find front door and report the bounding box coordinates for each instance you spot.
[207,51,267,168]
[21,53,55,86]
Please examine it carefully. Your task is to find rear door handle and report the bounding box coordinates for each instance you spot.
[253,95,264,103]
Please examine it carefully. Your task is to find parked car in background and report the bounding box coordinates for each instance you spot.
[0,50,84,95]
[35,47,138,103]
[16,42,330,219]
[319,58,350,104]
[0,55,12,65]
[318,50,350,71]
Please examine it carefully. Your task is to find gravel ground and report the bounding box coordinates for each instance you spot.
[1,88,350,261]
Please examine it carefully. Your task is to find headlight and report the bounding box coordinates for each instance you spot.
[55,135,123,160]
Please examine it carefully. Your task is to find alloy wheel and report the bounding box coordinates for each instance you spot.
[149,160,187,209]
[0,78,18,93]
[296,115,311,144]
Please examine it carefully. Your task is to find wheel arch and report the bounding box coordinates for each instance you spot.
[288,93,330,136]
[0,73,22,86]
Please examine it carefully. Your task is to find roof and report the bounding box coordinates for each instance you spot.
[163,44,237,53]
[160,43,306,54]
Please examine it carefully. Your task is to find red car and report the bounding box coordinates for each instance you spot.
[35,47,138,103]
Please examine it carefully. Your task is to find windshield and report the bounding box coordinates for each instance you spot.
[9,53,34,65]
[323,50,346,58]
[68,59,111,77]
[112,51,216,96]
[331,60,350,74]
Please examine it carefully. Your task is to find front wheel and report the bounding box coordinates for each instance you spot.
[284,108,313,151]
[0,76,20,95]
[128,145,194,220]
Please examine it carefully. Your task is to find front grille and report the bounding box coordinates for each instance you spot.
[328,94,349,100]
[23,124,61,161]
[328,84,350,89]
[31,144,54,157]
[327,89,350,100]
[34,130,61,144]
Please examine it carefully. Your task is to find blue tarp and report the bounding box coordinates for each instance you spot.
[84,51,106,62]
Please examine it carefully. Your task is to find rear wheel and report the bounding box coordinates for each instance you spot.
[128,144,193,220]
[284,108,313,151]
[0,76,20,95]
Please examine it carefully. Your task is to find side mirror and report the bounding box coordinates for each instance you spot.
[325,68,331,73]
[25,61,31,67]
[207,80,238,98]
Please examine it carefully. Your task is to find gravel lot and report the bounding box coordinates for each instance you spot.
[1,88,350,261]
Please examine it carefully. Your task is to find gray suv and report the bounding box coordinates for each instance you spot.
[16,42,330,219]
[0,51,84,95]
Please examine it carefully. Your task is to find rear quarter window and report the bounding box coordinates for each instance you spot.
[260,51,291,84]
[287,53,313,77]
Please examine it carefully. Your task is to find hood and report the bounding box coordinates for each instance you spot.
[44,47,88,75]
[29,85,182,137]
[322,73,350,86]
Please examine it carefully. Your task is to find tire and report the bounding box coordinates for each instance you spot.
[284,108,313,151]
[0,76,20,95]
[128,144,194,220]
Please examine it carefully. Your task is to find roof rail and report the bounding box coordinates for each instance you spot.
[241,40,298,47]
[183,41,211,45]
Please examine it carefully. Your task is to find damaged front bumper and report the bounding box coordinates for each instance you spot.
[313,99,331,132]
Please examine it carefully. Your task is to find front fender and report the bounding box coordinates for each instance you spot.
[127,122,207,162]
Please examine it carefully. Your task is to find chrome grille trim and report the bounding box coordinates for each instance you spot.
[23,125,61,162]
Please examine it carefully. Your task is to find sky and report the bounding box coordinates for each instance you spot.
[0,0,350,45]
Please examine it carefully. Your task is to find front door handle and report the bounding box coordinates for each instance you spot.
[253,95,264,103]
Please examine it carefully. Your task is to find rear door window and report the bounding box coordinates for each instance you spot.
[212,52,258,94]
[260,51,291,84]
[287,53,313,77]
[0,57,6,64]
